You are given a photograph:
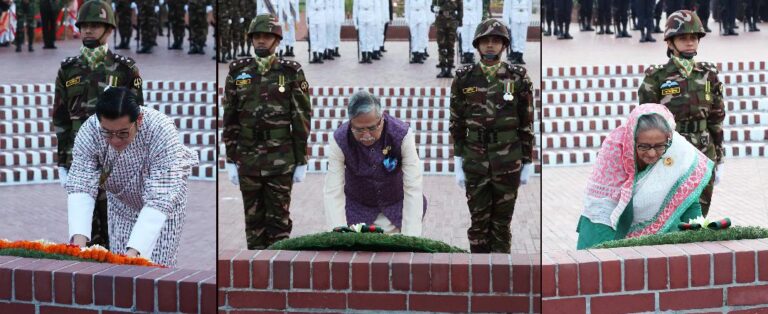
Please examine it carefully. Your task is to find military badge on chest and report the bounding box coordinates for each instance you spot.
[660,80,681,96]
[235,72,252,87]
[65,76,81,87]
[503,80,515,102]
[107,75,119,87]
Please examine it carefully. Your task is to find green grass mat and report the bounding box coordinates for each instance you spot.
[594,226,768,249]
[268,232,469,253]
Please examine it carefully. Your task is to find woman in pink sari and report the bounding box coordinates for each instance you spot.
[577,104,714,249]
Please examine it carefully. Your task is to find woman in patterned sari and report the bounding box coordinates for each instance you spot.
[66,87,199,266]
[577,103,714,249]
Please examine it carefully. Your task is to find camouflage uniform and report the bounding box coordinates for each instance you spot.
[137,0,159,52]
[449,19,534,253]
[187,0,208,53]
[53,0,144,249]
[230,0,246,57]
[218,0,233,60]
[240,0,256,55]
[115,0,134,49]
[432,0,462,77]
[13,0,39,52]
[222,15,312,249]
[638,10,725,217]
[167,0,187,49]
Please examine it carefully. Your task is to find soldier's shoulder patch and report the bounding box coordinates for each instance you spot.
[507,63,528,76]
[299,80,309,93]
[113,54,137,68]
[229,58,254,72]
[279,59,302,71]
[61,56,80,67]
[455,64,473,76]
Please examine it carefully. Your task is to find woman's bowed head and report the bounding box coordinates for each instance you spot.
[577,104,715,249]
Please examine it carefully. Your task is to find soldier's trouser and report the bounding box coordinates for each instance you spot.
[219,23,231,56]
[326,21,339,50]
[597,0,611,26]
[460,22,476,53]
[464,170,520,253]
[635,0,654,32]
[544,0,555,25]
[232,22,244,50]
[580,0,594,21]
[511,22,527,53]
[40,1,56,46]
[116,0,133,42]
[188,1,207,46]
[665,0,682,16]
[309,22,326,53]
[557,0,574,24]
[283,20,296,45]
[89,188,110,249]
[409,22,428,52]
[240,174,294,250]
[15,16,34,47]
[613,0,629,24]
[435,17,457,67]
[359,22,375,52]
[700,166,715,217]
[138,0,159,47]
[168,0,186,42]
[696,0,711,25]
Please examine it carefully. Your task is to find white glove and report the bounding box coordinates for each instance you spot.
[225,163,239,186]
[454,156,465,189]
[714,164,723,185]
[111,3,115,11]
[131,2,138,10]
[227,19,232,24]
[520,163,534,185]
[293,164,307,183]
[154,5,159,13]
[159,0,164,5]
[184,4,188,11]
[205,5,213,13]
[239,17,244,23]
[58,167,68,188]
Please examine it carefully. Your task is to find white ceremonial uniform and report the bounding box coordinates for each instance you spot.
[503,0,531,54]
[324,129,424,237]
[461,0,482,53]
[405,0,430,53]
[353,0,376,53]
[276,0,298,52]
[376,0,390,50]
[326,0,344,51]
[66,107,199,267]
[256,0,270,15]
[306,0,327,54]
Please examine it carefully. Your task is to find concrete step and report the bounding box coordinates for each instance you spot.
[544,72,768,91]
[0,161,217,185]
[543,112,768,133]
[0,91,216,107]
[0,102,218,120]
[544,61,767,78]
[542,99,768,119]
[544,85,768,105]
[543,126,768,149]
[0,144,217,168]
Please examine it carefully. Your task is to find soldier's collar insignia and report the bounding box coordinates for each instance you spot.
[134,77,142,89]
[236,72,253,80]
[65,76,81,87]
[462,86,478,94]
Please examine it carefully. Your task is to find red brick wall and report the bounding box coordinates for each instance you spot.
[0,256,216,313]
[542,239,768,313]
[218,250,540,313]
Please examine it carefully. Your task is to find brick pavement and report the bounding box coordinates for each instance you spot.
[0,181,216,270]
[542,158,768,252]
[218,173,541,255]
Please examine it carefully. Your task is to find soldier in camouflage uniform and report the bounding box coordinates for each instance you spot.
[449,19,535,253]
[53,0,144,249]
[222,14,312,250]
[186,0,209,54]
[218,0,233,61]
[432,0,462,78]
[167,0,186,49]
[114,0,135,49]
[230,0,244,57]
[14,0,39,52]
[136,0,159,53]
[638,10,725,217]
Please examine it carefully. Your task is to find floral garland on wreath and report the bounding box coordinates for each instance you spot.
[333,223,384,234]
[0,239,162,267]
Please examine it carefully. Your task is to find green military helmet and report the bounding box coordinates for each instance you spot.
[76,0,117,29]
[472,18,510,49]
[248,14,283,40]
[664,10,706,41]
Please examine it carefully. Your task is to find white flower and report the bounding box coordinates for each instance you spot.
[350,223,365,233]
[688,215,711,227]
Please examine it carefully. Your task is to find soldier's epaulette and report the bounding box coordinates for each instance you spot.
[697,61,719,74]
[505,62,527,76]
[455,64,473,77]
[229,58,254,72]
[278,59,302,72]
[61,56,81,67]
[113,54,137,70]
[644,64,664,76]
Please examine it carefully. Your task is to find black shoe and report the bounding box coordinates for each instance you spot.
[605,27,614,35]
[410,52,419,64]
[15,45,21,52]
[137,45,153,54]
[561,32,573,39]
[187,44,197,54]
[597,26,605,34]
[333,47,340,57]
[415,52,424,64]
[371,51,380,60]
[284,46,295,57]
[380,45,386,53]
[704,25,712,33]
[653,26,662,33]
[324,50,334,60]
[517,52,525,64]
[436,67,447,78]
[585,25,594,31]
[543,30,551,36]
[645,34,656,42]
[169,40,182,50]
[28,45,33,52]
[43,45,56,49]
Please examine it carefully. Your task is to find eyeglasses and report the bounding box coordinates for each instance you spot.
[100,123,136,139]
[350,117,383,135]
[636,139,671,153]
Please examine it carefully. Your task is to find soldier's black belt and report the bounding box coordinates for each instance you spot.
[467,129,518,144]
[240,127,291,141]
[677,120,707,133]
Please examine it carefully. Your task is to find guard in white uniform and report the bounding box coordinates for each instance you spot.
[353,0,377,63]
[306,0,327,63]
[406,0,431,63]
[276,0,299,57]
[460,0,482,64]
[503,0,531,64]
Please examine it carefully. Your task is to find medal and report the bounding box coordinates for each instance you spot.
[504,80,514,101]
[278,75,286,93]
[278,86,285,93]
[503,93,514,101]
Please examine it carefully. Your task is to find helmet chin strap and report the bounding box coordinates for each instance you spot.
[671,41,697,59]
[83,28,109,48]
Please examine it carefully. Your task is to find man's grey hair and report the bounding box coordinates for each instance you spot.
[636,114,673,138]
[347,90,382,119]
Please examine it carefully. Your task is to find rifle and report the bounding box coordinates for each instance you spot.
[136,8,141,51]
[356,19,361,62]
[307,16,311,61]
[407,24,412,63]
[165,1,170,49]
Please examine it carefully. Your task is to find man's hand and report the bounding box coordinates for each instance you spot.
[454,156,465,189]
[126,248,140,257]
[225,163,239,185]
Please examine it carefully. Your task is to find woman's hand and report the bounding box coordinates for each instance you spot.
[126,248,140,258]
